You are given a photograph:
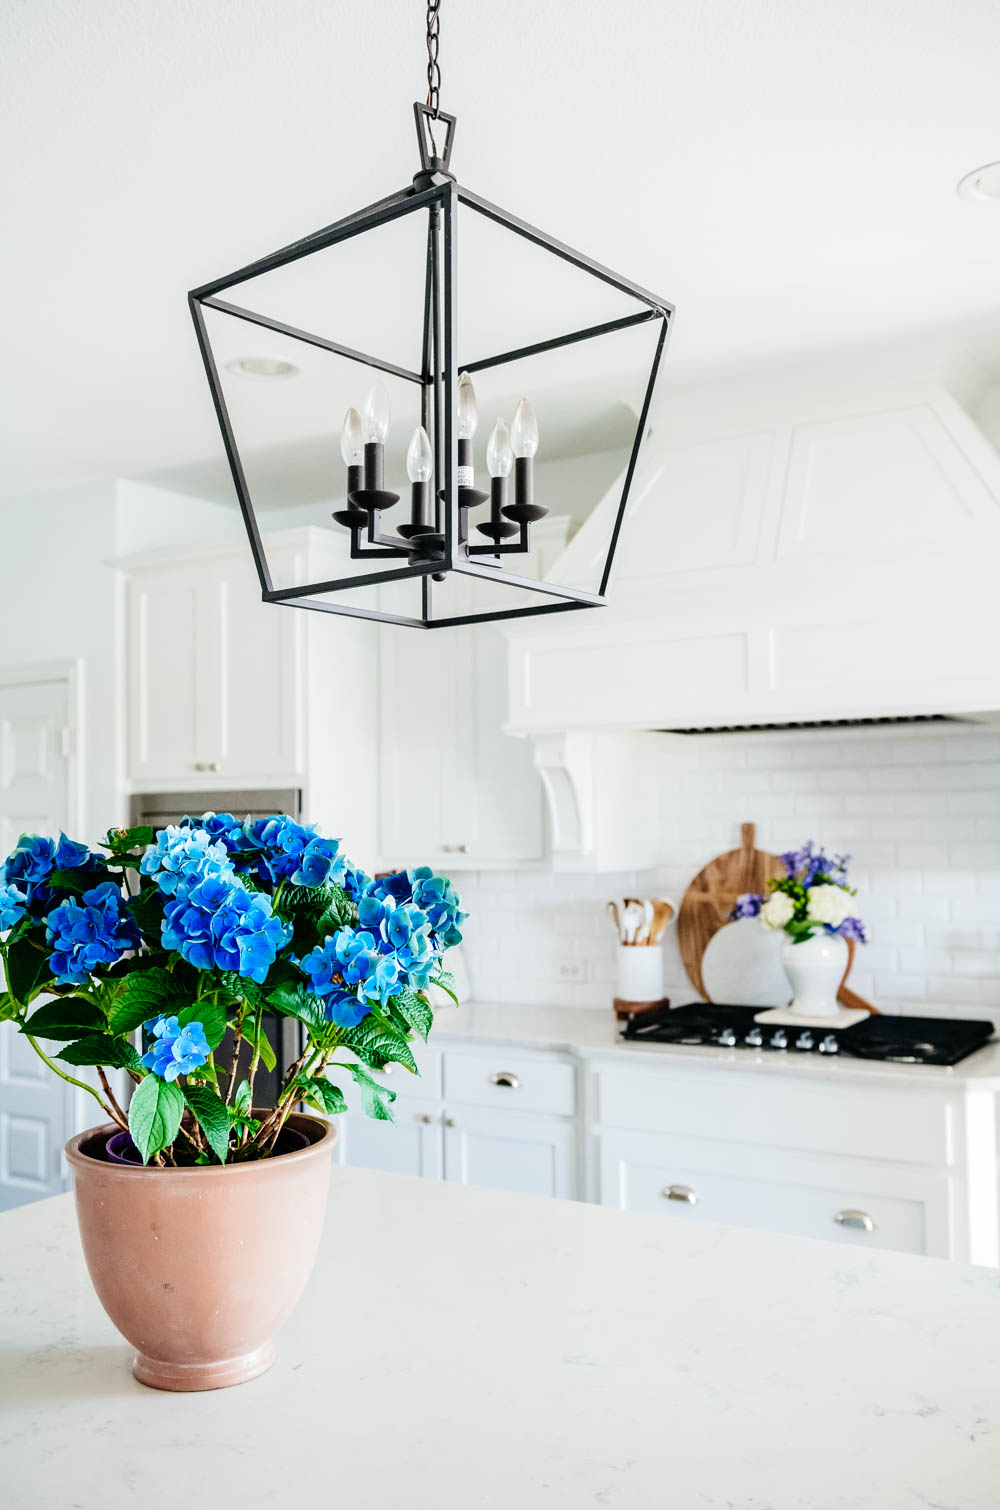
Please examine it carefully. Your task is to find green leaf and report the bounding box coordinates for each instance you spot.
[350,1064,395,1122]
[220,972,263,1007]
[183,1084,231,1162]
[48,866,110,895]
[428,969,458,1005]
[178,998,228,1051]
[294,1074,347,1117]
[128,887,166,942]
[341,1018,418,1074]
[6,936,53,1004]
[57,1033,142,1070]
[232,1078,253,1117]
[254,1029,276,1072]
[0,992,19,1024]
[107,968,186,1036]
[394,989,434,1042]
[266,978,326,1030]
[21,997,106,1040]
[128,1074,185,1164]
[104,825,155,854]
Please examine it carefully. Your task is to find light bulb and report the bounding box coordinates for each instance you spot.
[406,425,434,484]
[340,407,363,466]
[363,380,391,444]
[457,370,478,440]
[486,418,513,479]
[511,397,539,459]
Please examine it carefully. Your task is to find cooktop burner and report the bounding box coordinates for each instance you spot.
[621,1002,995,1066]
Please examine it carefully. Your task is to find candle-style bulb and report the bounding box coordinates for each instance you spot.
[340,407,363,466]
[457,371,478,440]
[511,397,539,459]
[486,418,513,479]
[363,380,391,444]
[406,425,434,484]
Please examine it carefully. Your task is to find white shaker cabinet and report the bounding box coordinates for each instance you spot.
[443,1109,576,1199]
[122,527,378,859]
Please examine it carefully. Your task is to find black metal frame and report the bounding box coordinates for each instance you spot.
[188,137,673,629]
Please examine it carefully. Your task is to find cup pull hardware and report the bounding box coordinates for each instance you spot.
[444,1116,457,1128]
[416,1113,433,1124]
[440,843,469,854]
[663,1184,698,1205]
[834,1208,876,1232]
[490,1072,521,1089]
[193,761,222,773]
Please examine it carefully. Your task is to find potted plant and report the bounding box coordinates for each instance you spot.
[732,841,866,1017]
[0,814,465,1390]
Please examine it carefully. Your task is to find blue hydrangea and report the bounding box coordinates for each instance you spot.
[161,874,292,984]
[140,1015,211,1081]
[342,861,374,903]
[300,927,402,1028]
[3,834,56,893]
[357,894,436,989]
[0,882,27,932]
[45,882,143,986]
[140,825,235,898]
[366,867,466,949]
[177,811,250,849]
[244,816,347,889]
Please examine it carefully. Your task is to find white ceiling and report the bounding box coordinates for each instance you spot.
[3,0,1000,502]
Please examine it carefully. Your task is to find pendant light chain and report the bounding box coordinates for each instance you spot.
[425,0,442,119]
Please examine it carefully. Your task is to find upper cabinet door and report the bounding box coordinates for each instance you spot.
[128,546,303,785]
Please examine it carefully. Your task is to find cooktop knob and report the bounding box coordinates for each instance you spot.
[770,1029,788,1050]
[795,1031,815,1051]
[819,1034,840,1054]
[745,1027,763,1047]
[718,1027,738,1047]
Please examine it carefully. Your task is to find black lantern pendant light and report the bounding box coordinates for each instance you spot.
[188,2,674,629]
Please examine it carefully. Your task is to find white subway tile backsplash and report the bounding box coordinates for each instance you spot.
[458,724,1000,1018]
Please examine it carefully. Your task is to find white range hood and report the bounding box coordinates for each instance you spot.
[504,376,1000,736]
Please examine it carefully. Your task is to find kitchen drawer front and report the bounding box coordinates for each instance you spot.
[599,1130,953,1257]
[442,1047,576,1117]
[593,1062,952,1166]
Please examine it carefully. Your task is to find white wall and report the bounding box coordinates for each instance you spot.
[0,480,123,843]
[457,721,1000,1021]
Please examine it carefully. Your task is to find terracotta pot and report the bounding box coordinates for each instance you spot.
[65,1113,336,1392]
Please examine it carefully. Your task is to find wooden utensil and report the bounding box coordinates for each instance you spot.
[648,897,676,945]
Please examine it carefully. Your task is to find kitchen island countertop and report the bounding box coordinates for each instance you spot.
[3,1165,999,1508]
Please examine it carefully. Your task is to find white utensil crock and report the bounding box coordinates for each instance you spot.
[780,931,848,1017]
[616,944,664,1003]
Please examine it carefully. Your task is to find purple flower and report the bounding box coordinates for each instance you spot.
[780,841,850,887]
[140,1015,211,1081]
[832,916,868,944]
[730,892,763,920]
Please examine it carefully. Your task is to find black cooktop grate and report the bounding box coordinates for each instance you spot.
[622,1002,995,1066]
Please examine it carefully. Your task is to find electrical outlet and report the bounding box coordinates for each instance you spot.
[558,961,585,983]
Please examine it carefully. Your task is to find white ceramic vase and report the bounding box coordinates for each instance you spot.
[616,944,664,1004]
[780,931,848,1017]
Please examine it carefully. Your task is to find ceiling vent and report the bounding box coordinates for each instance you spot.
[658,714,968,736]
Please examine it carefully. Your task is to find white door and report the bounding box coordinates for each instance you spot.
[0,671,77,1211]
[443,1109,576,1199]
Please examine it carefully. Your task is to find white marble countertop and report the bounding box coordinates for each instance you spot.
[433,1000,1000,1089]
[3,1168,1000,1508]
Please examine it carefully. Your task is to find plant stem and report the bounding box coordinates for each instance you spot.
[25,1036,117,1122]
[96,1068,129,1129]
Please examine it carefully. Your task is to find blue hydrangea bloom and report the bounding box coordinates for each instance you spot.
[45,882,143,986]
[244,816,347,889]
[140,1015,211,1081]
[300,927,402,1028]
[0,882,27,932]
[342,861,374,903]
[161,874,292,984]
[357,894,436,989]
[177,811,250,849]
[408,868,466,948]
[3,834,57,892]
[141,825,235,898]
[53,833,97,871]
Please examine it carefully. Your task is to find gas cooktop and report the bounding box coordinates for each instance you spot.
[621,1002,995,1066]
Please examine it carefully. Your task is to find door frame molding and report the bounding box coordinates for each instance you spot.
[0,659,84,838]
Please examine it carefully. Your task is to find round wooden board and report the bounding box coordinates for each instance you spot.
[676,822,875,1012]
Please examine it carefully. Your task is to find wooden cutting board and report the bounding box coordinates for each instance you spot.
[676,822,874,1012]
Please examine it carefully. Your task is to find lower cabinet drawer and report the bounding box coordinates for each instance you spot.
[598,1130,953,1257]
[442,1047,576,1117]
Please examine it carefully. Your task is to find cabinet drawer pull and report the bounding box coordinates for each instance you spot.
[416,1113,433,1124]
[490,1072,521,1090]
[444,1116,457,1128]
[381,1064,394,1075]
[193,761,222,773]
[441,843,469,854]
[663,1184,698,1205]
[834,1208,876,1232]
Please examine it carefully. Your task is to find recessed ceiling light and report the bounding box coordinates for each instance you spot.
[957,162,1000,204]
[225,356,300,379]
